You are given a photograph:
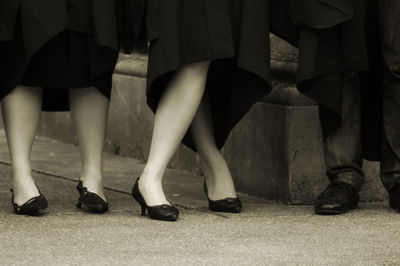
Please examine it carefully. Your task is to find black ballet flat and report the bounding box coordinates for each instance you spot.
[131,178,179,222]
[76,181,109,213]
[10,188,48,216]
[204,182,242,213]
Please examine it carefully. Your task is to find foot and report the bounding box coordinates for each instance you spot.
[389,180,400,212]
[11,188,48,215]
[138,175,170,207]
[12,174,40,206]
[202,157,237,201]
[76,181,108,213]
[80,176,107,202]
[132,177,178,221]
[205,176,237,201]
[315,182,359,215]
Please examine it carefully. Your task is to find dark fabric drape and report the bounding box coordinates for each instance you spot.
[120,0,147,53]
[137,0,271,150]
[271,0,383,161]
[0,0,119,111]
[270,0,370,137]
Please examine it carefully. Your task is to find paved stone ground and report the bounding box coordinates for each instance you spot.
[0,130,399,265]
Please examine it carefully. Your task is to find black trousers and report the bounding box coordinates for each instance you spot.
[325,0,400,192]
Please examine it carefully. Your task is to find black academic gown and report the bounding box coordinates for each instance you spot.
[270,0,382,160]
[124,0,272,150]
[153,0,272,150]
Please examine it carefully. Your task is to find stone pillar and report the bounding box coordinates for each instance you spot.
[221,35,329,203]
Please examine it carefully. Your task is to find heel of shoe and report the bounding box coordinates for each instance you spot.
[131,177,179,221]
[139,202,146,216]
[133,194,147,216]
[131,178,147,216]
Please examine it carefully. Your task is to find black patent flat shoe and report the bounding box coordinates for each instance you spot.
[314,182,359,215]
[203,182,242,213]
[76,181,109,213]
[131,178,179,222]
[11,188,48,216]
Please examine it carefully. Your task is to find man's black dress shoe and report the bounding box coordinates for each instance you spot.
[315,182,359,215]
[389,181,400,212]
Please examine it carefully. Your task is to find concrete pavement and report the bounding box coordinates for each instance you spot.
[0,130,399,265]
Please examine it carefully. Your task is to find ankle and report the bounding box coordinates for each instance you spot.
[81,168,102,182]
[12,167,32,178]
[11,179,40,205]
[141,167,164,183]
[136,174,169,206]
[12,172,35,187]
[80,177,104,189]
[202,161,237,200]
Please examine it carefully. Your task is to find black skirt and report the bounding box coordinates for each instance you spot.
[0,0,119,111]
[145,0,271,150]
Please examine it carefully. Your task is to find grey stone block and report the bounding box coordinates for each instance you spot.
[222,98,327,203]
[223,94,385,203]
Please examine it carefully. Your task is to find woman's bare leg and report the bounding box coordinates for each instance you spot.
[140,61,210,206]
[69,87,109,201]
[1,86,43,205]
[191,94,237,200]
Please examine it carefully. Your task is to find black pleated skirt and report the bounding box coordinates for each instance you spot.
[146,0,271,150]
[0,0,119,111]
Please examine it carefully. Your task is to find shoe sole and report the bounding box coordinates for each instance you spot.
[315,203,358,215]
[209,207,242,213]
[78,201,108,213]
[389,204,400,212]
[148,215,178,222]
